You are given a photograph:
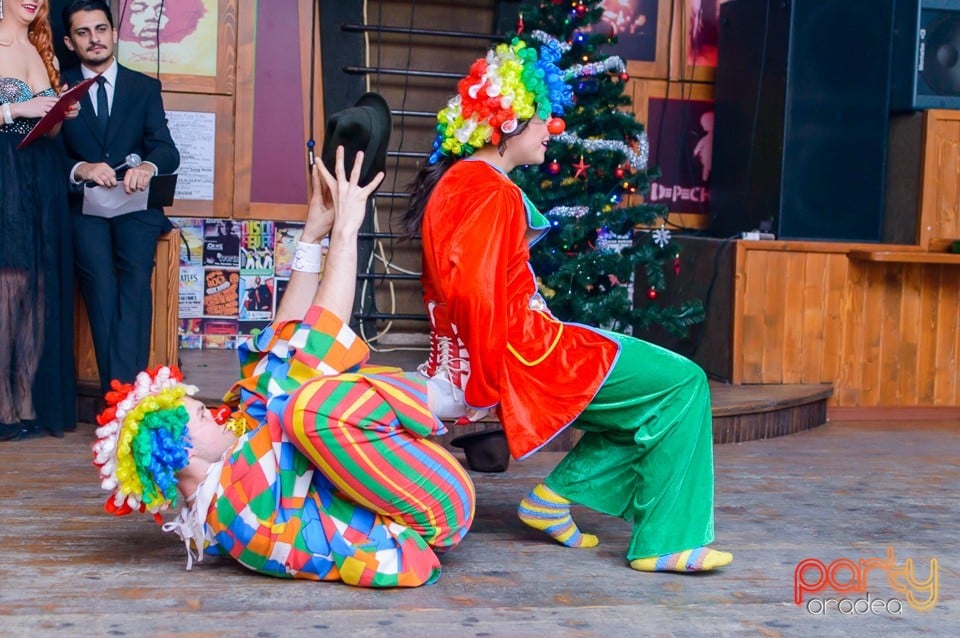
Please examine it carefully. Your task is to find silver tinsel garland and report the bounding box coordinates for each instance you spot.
[546,205,590,218]
[528,30,625,79]
[553,131,649,171]
[563,56,626,81]
[529,29,571,52]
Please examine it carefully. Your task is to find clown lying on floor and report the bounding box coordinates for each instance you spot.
[91,141,475,588]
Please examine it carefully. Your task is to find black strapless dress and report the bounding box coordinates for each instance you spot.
[0,77,76,439]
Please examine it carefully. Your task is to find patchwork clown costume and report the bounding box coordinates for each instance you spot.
[93,306,475,587]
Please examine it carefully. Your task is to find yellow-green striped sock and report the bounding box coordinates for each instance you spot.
[517,483,598,548]
[630,547,733,573]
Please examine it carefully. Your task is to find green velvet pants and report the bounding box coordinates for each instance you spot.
[544,331,715,560]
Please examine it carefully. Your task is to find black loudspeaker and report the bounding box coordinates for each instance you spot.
[709,0,895,242]
[891,0,960,111]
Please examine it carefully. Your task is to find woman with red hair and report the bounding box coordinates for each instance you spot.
[0,0,79,440]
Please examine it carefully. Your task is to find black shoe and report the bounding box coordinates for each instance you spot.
[15,421,46,440]
[0,422,21,441]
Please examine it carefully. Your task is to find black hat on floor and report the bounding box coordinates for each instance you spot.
[450,429,510,473]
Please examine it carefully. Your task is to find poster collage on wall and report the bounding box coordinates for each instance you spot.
[174,218,325,350]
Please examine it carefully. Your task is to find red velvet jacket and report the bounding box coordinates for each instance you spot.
[420,160,620,459]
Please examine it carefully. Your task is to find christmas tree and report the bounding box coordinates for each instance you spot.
[510,0,703,337]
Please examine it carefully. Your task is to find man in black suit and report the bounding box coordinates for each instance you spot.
[60,0,180,393]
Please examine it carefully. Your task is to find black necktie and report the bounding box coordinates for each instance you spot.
[95,76,109,135]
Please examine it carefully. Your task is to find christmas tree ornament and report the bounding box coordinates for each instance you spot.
[652,225,672,248]
[572,155,591,179]
[647,287,658,300]
[547,159,561,175]
[619,71,630,82]
[614,166,625,179]
[674,254,681,276]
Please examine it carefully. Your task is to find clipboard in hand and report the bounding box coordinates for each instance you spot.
[16,73,101,150]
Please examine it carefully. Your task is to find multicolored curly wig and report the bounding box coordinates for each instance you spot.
[92,366,198,522]
[428,31,574,164]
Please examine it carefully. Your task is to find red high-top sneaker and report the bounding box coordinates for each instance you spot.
[418,302,470,419]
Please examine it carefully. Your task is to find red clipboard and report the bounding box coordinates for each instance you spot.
[16,73,101,150]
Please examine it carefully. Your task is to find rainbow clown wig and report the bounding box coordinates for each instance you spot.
[429,31,575,164]
[92,366,198,522]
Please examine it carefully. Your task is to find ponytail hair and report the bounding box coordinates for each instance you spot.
[401,156,456,240]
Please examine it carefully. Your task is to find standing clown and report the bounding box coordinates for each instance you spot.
[403,32,732,573]
[92,120,475,588]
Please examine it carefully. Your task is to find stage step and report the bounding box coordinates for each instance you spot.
[77,351,832,446]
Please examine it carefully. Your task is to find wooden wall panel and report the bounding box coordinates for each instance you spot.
[799,252,826,382]
[761,251,786,382]
[738,248,851,386]
[733,242,960,408]
[919,110,960,246]
[932,269,960,405]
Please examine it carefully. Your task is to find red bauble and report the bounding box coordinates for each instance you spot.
[547,117,566,135]
[673,255,681,276]
[614,167,625,179]
[619,72,630,82]
[576,4,587,16]
[647,287,658,300]
[547,160,561,175]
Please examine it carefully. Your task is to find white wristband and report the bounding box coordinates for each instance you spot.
[292,241,323,273]
[1,103,13,125]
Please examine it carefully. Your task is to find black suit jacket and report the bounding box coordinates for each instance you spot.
[60,63,180,215]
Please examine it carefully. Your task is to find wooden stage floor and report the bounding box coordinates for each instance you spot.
[0,418,956,636]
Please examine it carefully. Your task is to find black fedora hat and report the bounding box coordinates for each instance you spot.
[450,429,510,473]
[320,92,391,187]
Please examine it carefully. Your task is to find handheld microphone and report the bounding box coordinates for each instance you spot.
[112,153,142,172]
[82,153,145,189]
